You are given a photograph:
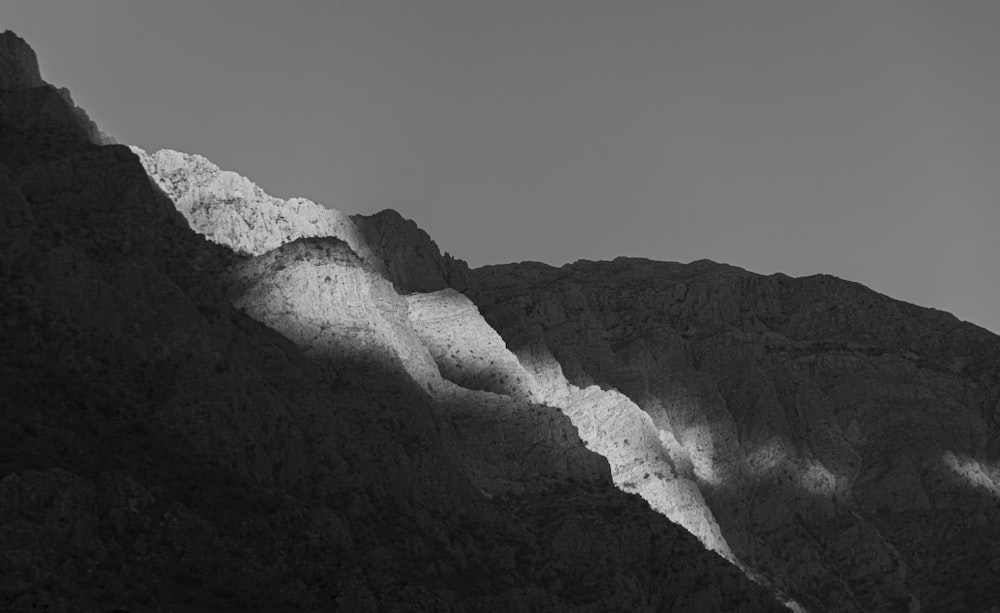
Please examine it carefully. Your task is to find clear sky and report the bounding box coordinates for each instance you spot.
[3,1,998,334]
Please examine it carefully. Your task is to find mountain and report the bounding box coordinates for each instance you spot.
[467,258,1000,611]
[129,132,1000,610]
[133,81,1000,612]
[133,142,737,565]
[0,30,784,613]
[131,148,472,295]
[130,138,1000,613]
[5,27,1000,612]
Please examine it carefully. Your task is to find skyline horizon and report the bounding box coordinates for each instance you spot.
[2,1,997,335]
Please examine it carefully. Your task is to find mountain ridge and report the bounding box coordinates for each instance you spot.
[129,101,1000,611]
[132,135,1000,610]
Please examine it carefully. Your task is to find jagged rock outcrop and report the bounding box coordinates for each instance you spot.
[516,341,736,560]
[225,239,610,495]
[402,289,736,559]
[134,122,746,569]
[131,116,743,573]
[132,143,473,296]
[352,208,472,293]
[226,237,440,382]
[467,256,1000,612]
[0,31,107,145]
[1,33,786,612]
[132,146,374,261]
[0,31,42,90]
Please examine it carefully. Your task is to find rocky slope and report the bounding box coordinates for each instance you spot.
[132,149,472,295]
[132,135,738,570]
[132,146,374,262]
[466,257,1000,612]
[0,30,783,612]
[352,209,472,293]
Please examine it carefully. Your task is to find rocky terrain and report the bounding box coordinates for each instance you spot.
[124,29,1000,609]
[0,30,785,613]
[129,142,1000,613]
[464,258,1000,612]
[132,148,472,295]
[132,147,374,262]
[136,149,743,570]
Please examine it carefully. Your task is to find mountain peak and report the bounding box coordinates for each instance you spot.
[132,145,375,261]
[0,30,43,90]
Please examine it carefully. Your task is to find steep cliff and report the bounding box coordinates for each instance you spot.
[0,31,782,612]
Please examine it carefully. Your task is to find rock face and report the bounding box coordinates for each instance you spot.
[130,139,742,573]
[131,147,472,296]
[0,33,783,612]
[225,239,610,496]
[402,288,734,559]
[132,146,373,261]
[515,341,736,560]
[467,257,1000,612]
[352,208,472,293]
[406,289,541,401]
[226,237,440,381]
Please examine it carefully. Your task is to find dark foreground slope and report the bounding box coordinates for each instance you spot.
[462,257,1000,612]
[0,31,781,613]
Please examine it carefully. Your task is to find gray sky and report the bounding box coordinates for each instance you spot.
[3,1,998,334]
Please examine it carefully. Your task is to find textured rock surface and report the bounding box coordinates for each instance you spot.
[132,127,747,588]
[132,144,472,296]
[406,289,541,401]
[352,208,472,293]
[133,146,373,261]
[227,237,440,382]
[1,34,785,612]
[467,257,1000,612]
[404,289,735,559]
[225,239,610,496]
[516,341,735,560]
